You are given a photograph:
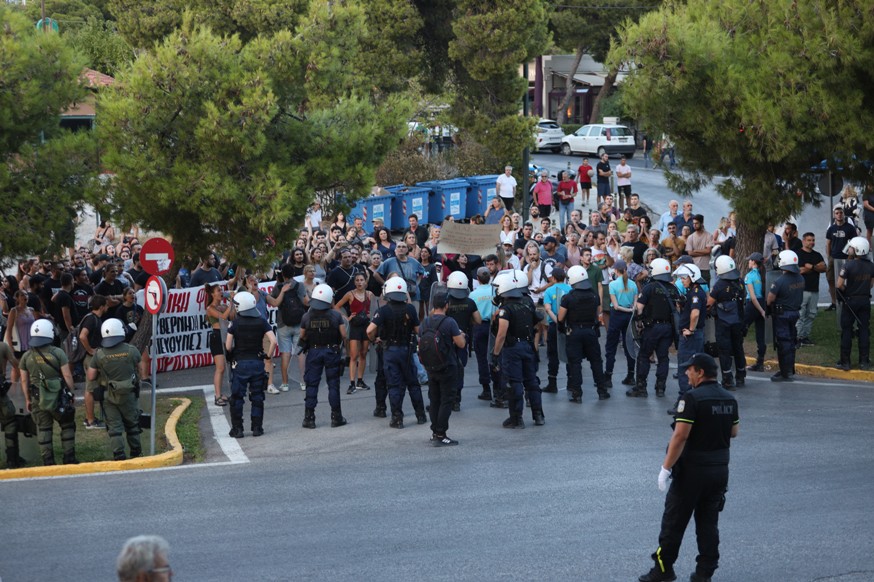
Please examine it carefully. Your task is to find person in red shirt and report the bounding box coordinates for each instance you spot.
[533,170,554,221]
[557,170,579,230]
[577,157,594,208]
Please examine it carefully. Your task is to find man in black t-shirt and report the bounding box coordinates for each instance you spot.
[783,223,803,253]
[94,265,125,317]
[126,253,151,291]
[825,206,858,309]
[404,214,429,248]
[49,272,77,341]
[70,269,94,325]
[621,225,648,265]
[596,153,612,203]
[795,232,826,345]
[325,248,360,300]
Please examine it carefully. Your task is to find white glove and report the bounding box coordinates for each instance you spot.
[658,466,672,491]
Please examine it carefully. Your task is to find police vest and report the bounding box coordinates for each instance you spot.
[234,317,266,360]
[502,300,534,345]
[842,259,874,298]
[380,302,412,345]
[643,281,676,323]
[715,280,744,325]
[306,310,341,346]
[447,298,473,334]
[774,272,804,311]
[565,288,599,327]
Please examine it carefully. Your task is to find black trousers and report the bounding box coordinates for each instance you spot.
[840,298,871,364]
[427,366,458,435]
[655,463,729,578]
[742,301,766,359]
[715,320,746,376]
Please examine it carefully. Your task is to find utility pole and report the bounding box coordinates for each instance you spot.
[522,61,530,221]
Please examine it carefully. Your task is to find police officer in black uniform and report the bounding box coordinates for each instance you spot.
[225,291,276,437]
[445,271,481,411]
[629,258,682,398]
[492,270,544,428]
[367,276,426,429]
[638,353,739,582]
[299,284,348,428]
[558,265,609,402]
[708,256,747,389]
[766,250,804,382]
[836,237,874,370]
[670,264,707,416]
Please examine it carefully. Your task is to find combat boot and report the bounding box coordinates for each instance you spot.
[330,407,347,428]
[722,372,735,391]
[621,373,636,386]
[655,380,667,398]
[302,408,316,429]
[543,376,558,393]
[229,411,245,438]
[373,406,387,418]
[626,380,648,398]
[113,451,127,461]
[689,572,712,582]
[568,390,582,403]
[603,375,613,389]
[63,451,79,465]
[414,407,428,425]
[477,385,492,400]
[747,357,765,372]
[637,564,676,582]
[735,370,746,387]
[5,446,26,469]
[597,385,611,400]
[251,416,264,437]
[389,413,404,429]
[502,414,525,429]
[532,408,545,426]
[490,399,507,408]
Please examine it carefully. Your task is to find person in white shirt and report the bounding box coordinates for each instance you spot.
[615,155,632,209]
[496,166,518,213]
[658,200,680,234]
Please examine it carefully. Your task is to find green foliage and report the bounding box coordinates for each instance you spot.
[107,0,185,49]
[612,0,874,230]
[99,15,411,267]
[375,138,499,186]
[20,0,104,31]
[561,124,582,135]
[0,8,99,258]
[63,18,134,76]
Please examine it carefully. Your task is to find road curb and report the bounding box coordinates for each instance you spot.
[0,397,191,480]
[744,357,874,383]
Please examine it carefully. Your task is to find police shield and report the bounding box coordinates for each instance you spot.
[834,258,845,331]
[625,311,643,360]
[763,268,780,344]
[555,288,568,363]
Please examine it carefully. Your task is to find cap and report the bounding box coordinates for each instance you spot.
[679,353,719,378]
[543,236,557,245]
[503,241,513,246]
[746,252,764,262]
[612,260,627,271]
[674,255,694,265]
[477,266,490,278]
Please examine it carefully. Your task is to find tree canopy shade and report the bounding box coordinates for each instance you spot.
[98,14,411,267]
[0,8,99,258]
[611,0,874,240]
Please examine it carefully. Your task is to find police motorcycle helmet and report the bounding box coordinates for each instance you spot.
[566,265,591,290]
[844,236,871,257]
[673,263,704,285]
[447,271,470,299]
[714,255,740,280]
[233,291,260,317]
[494,271,523,298]
[777,250,800,273]
[512,269,530,294]
[29,319,55,348]
[101,318,127,348]
[383,276,408,302]
[649,258,673,282]
[310,284,334,310]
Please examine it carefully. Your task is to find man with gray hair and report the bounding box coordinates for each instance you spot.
[496,165,517,212]
[117,535,171,581]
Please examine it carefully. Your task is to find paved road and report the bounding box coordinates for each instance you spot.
[2,356,873,581]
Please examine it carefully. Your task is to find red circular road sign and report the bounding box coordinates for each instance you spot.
[140,237,175,276]
[145,276,166,315]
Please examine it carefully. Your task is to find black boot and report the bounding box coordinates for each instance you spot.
[63,451,79,465]
[229,411,244,438]
[415,408,428,425]
[330,407,347,428]
[502,413,525,429]
[597,385,611,400]
[655,380,666,397]
[477,385,492,400]
[389,413,404,429]
[373,406,387,418]
[302,408,316,429]
[532,408,545,426]
[626,380,648,397]
[638,563,676,582]
[251,416,264,437]
[621,373,636,386]
[113,451,127,461]
[735,370,746,387]
[6,447,26,469]
[490,399,507,408]
[747,356,765,372]
[543,376,558,393]
[722,372,735,391]
[603,375,613,389]
[568,390,582,403]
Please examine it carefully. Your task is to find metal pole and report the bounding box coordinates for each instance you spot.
[522,61,530,221]
[150,312,158,456]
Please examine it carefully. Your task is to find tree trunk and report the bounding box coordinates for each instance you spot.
[131,310,153,355]
[555,46,585,124]
[534,56,543,117]
[735,219,767,277]
[589,67,618,125]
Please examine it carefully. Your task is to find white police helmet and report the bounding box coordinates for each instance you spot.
[650,258,673,282]
[513,269,530,293]
[233,291,260,317]
[715,255,740,280]
[29,319,55,347]
[101,318,126,348]
[844,236,870,257]
[494,271,522,298]
[777,250,800,273]
[566,265,591,290]
[310,284,334,310]
[673,263,703,284]
[447,271,470,299]
[383,276,408,302]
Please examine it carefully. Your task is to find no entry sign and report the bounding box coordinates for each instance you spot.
[141,237,174,276]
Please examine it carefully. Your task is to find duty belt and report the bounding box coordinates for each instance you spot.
[311,344,340,349]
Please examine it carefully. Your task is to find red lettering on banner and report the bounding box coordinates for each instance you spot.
[158,352,215,372]
[166,291,190,313]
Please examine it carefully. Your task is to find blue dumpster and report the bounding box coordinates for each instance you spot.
[464,174,500,217]
[417,179,470,222]
[350,194,394,231]
[387,186,431,230]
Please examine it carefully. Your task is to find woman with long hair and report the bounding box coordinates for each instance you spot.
[499,214,517,247]
[404,231,421,261]
[638,215,653,246]
[484,196,507,225]
[418,246,439,320]
[743,253,768,371]
[309,247,329,281]
[564,232,581,268]
[334,273,375,394]
[331,210,348,233]
[605,260,638,387]
[204,283,234,406]
[375,227,396,260]
[4,290,35,382]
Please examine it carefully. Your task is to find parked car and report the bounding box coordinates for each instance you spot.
[535,118,564,152]
[561,124,636,158]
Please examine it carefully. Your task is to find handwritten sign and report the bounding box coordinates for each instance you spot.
[437,221,502,257]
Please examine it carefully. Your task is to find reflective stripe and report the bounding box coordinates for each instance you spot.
[656,547,667,573]
[675,417,694,424]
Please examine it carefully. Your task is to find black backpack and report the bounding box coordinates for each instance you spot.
[417,315,455,372]
[279,282,306,326]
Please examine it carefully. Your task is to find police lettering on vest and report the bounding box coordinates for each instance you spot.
[446,297,477,335]
[840,259,874,298]
[306,311,342,347]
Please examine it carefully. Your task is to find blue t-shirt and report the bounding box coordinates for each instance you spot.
[608,277,639,310]
[744,269,763,300]
[543,283,572,323]
[469,283,495,321]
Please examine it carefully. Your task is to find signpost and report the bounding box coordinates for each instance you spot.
[145,265,170,454]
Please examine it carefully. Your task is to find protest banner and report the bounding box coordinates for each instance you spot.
[436,221,502,257]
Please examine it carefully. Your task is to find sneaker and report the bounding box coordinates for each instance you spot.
[431,434,459,447]
[638,565,676,582]
[279,383,290,392]
[799,337,814,346]
[300,382,306,391]
[356,379,371,391]
[83,419,104,430]
[346,382,357,395]
[266,384,280,394]
[835,361,851,372]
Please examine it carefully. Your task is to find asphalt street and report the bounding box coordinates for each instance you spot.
[2,353,873,582]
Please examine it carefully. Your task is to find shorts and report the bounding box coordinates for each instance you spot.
[579,182,592,191]
[208,329,224,357]
[865,212,874,232]
[535,305,548,326]
[276,324,301,354]
[349,322,369,342]
[827,257,836,286]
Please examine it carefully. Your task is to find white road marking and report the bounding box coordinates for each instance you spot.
[201,385,249,464]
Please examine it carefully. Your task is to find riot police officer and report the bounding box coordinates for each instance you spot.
[299,284,347,428]
[0,341,23,468]
[367,277,426,429]
[836,237,874,370]
[558,266,609,402]
[708,256,747,389]
[225,291,277,437]
[491,271,544,428]
[629,258,682,398]
[669,264,707,416]
[87,318,143,460]
[766,250,804,382]
[445,271,481,411]
[19,319,78,465]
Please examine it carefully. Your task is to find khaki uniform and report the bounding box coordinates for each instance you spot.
[90,343,142,460]
[19,346,76,465]
[0,342,22,467]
